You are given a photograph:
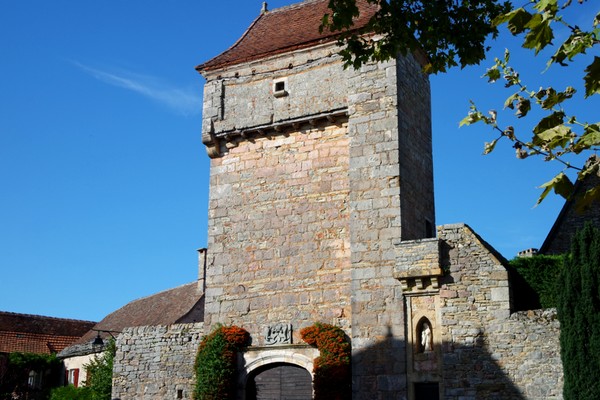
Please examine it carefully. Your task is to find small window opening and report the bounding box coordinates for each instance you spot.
[177,389,183,399]
[273,78,288,97]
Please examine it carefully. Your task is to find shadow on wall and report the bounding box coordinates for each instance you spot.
[351,327,525,400]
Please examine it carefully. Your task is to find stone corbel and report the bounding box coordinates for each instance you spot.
[202,120,221,158]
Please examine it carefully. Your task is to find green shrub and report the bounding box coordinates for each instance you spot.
[84,339,115,400]
[0,352,61,399]
[558,223,600,399]
[194,325,249,400]
[509,254,563,309]
[300,323,351,400]
[49,385,92,400]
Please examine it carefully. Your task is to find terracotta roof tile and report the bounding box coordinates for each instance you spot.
[197,0,377,72]
[0,312,95,354]
[75,282,204,345]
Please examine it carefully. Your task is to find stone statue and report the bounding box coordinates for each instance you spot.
[421,322,432,352]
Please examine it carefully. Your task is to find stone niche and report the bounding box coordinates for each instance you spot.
[394,237,443,400]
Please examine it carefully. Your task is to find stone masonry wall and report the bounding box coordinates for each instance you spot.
[112,323,204,400]
[346,54,433,400]
[200,39,435,399]
[204,122,353,342]
[436,224,562,399]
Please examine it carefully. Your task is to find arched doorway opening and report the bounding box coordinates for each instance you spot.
[246,362,312,400]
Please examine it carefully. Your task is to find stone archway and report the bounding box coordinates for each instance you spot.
[246,362,312,400]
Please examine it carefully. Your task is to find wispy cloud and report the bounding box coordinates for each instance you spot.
[72,61,202,116]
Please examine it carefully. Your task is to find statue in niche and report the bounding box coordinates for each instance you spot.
[265,323,292,345]
[420,321,432,352]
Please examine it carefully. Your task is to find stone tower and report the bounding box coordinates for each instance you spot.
[196,0,435,397]
[108,2,564,399]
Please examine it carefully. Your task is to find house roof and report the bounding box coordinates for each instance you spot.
[196,0,378,72]
[539,156,600,255]
[73,282,204,345]
[0,312,95,354]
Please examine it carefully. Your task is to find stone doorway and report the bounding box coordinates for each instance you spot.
[246,362,312,400]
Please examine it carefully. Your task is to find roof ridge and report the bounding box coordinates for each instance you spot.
[117,281,199,306]
[0,310,96,324]
[268,0,326,14]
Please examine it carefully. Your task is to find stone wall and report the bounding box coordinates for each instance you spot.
[112,323,204,400]
[489,309,563,399]
[205,121,353,341]
[395,224,563,400]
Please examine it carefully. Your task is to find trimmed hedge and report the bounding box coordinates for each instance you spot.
[509,254,563,310]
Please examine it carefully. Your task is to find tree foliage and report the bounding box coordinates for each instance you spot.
[557,223,600,399]
[460,0,600,206]
[0,353,61,400]
[323,0,600,205]
[84,339,115,400]
[322,0,511,72]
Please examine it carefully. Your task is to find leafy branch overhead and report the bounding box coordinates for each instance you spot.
[322,0,511,72]
[460,0,600,206]
[323,0,600,206]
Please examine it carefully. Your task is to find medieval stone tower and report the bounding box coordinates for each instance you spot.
[109,1,564,399]
[196,0,434,398]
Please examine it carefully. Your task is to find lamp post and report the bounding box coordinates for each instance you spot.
[91,329,121,351]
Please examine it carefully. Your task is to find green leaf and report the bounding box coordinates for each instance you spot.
[493,8,533,34]
[576,123,600,149]
[575,186,600,213]
[533,124,572,150]
[549,31,595,67]
[523,15,554,54]
[483,139,499,155]
[504,93,520,109]
[540,87,576,109]
[534,0,558,15]
[584,56,600,97]
[533,111,565,135]
[536,172,574,205]
[484,66,501,82]
[516,98,531,117]
[459,111,484,126]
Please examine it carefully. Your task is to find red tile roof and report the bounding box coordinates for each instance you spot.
[197,0,378,72]
[0,312,95,354]
[75,282,204,345]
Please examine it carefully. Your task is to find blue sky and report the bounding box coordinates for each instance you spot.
[1,1,598,322]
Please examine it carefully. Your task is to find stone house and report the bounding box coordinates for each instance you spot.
[111,1,564,399]
[539,155,600,255]
[59,271,204,389]
[0,311,94,395]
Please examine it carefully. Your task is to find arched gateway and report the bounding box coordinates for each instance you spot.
[246,362,312,400]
